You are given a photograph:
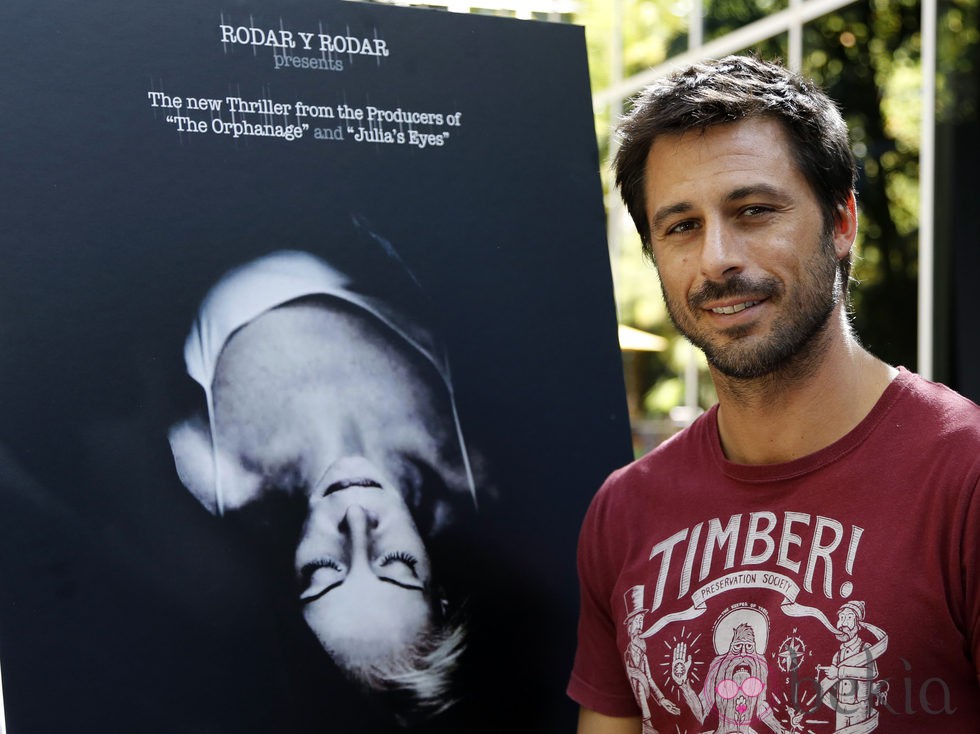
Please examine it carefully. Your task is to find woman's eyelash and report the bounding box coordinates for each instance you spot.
[299,557,342,584]
[380,551,418,570]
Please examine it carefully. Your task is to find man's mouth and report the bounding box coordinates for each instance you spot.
[710,300,761,315]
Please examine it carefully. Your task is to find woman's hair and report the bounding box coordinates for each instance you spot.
[227,493,470,723]
[346,615,467,720]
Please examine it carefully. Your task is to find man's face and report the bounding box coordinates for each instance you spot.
[642,117,852,380]
[837,608,859,640]
[729,637,756,656]
[627,613,644,637]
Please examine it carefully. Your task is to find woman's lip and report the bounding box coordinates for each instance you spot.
[322,477,382,496]
[314,456,386,497]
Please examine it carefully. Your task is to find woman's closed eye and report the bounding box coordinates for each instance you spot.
[299,557,345,603]
[377,551,424,590]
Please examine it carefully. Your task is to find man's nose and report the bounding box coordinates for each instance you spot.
[700,219,744,281]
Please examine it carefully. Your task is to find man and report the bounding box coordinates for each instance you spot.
[818,601,887,731]
[671,622,782,733]
[568,56,980,734]
[622,586,681,734]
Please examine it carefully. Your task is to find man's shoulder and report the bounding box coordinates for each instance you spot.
[883,370,980,491]
[575,410,720,586]
[595,407,717,502]
[896,369,980,437]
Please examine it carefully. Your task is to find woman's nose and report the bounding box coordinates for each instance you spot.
[339,504,379,566]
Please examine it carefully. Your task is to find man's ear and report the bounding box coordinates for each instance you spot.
[833,191,858,260]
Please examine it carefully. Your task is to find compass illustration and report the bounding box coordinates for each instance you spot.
[776,635,807,673]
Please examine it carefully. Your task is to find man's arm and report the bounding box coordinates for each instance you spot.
[577,707,641,734]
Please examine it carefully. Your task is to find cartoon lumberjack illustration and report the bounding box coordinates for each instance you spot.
[623,586,680,734]
[671,616,788,734]
[818,600,888,733]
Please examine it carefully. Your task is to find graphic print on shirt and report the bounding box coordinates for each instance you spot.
[623,585,681,734]
[624,511,889,734]
[815,601,888,734]
[670,603,785,732]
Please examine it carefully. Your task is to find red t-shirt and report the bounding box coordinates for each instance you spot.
[569,369,980,732]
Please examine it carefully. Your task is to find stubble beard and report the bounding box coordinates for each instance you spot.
[660,236,841,383]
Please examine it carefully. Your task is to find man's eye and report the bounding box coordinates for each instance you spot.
[665,220,699,235]
[741,205,773,218]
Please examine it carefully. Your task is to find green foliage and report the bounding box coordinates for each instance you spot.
[802,1,923,368]
[572,0,977,421]
[404,0,975,422]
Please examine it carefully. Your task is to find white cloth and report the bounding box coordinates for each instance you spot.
[181,249,476,515]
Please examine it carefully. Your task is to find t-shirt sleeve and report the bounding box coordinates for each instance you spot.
[566,478,640,717]
[964,473,980,684]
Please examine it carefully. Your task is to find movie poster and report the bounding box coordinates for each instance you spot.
[0,1,632,731]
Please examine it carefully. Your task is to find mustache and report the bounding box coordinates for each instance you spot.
[688,274,781,309]
[836,620,858,638]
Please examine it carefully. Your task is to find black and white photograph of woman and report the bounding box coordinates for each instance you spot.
[168,222,479,724]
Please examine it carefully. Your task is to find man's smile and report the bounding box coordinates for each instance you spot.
[710,300,762,315]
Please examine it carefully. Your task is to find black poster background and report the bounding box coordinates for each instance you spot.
[0,2,632,732]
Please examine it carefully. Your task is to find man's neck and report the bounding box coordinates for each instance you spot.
[710,313,898,465]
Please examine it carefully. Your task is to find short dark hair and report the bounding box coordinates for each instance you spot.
[614,55,857,287]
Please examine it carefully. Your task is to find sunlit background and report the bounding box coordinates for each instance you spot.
[370,0,978,454]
